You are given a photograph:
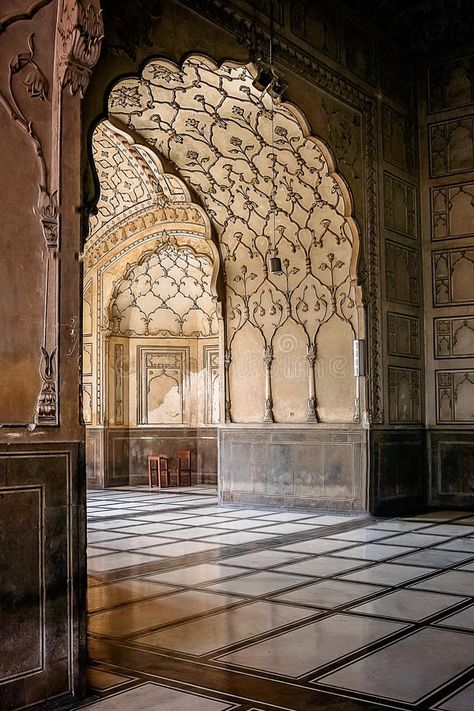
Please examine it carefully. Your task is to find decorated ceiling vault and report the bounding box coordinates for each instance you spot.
[88,54,363,427]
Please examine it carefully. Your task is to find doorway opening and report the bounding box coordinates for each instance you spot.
[83,119,222,492]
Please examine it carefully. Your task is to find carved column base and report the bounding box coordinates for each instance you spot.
[262,398,274,423]
[306,397,318,423]
[35,382,57,424]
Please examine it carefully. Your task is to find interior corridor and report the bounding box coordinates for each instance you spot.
[84,490,474,711]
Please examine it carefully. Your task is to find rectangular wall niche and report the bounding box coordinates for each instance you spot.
[433,248,474,305]
[436,370,474,423]
[388,366,421,424]
[0,487,43,683]
[387,312,420,358]
[138,347,189,425]
[435,317,474,358]
[384,172,417,239]
[431,182,474,240]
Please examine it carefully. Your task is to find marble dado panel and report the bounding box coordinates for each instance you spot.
[0,445,83,708]
[436,370,474,423]
[384,172,417,240]
[382,106,416,175]
[430,116,474,177]
[219,427,366,510]
[388,366,421,424]
[428,431,474,506]
[370,430,425,516]
[106,427,217,487]
[86,428,105,489]
[385,241,420,306]
[290,0,339,61]
[433,248,474,306]
[431,182,474,241]
[387,312,421,358]
[435,317,474,358]
[429,55,474,113]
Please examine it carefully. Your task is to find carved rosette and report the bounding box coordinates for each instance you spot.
[57,0,104,97]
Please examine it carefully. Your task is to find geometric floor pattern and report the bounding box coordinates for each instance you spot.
[83,487,474,710]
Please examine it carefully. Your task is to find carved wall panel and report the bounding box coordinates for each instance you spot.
[203,345,220,425]
[387,312,420,358]
[384,172,417,240]
[343,17,376,85]
[289,0,339,60]
[82,383,92,424]
[83,280,93,336]
[430,117,474,177]
[429,56,474,113]
[82,343,92,375]
[386,241,420,306]
[435,317,474,358]
[138,347,188,425]
[431,182,474,240]
[113,342,125,425]
[433,248,474,305]
[437,370,474,423]
[107,55,363,424]
[388,366,421,423]
[382,106,416,175]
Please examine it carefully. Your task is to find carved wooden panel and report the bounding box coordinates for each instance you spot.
[431,182,474,241]
[435,317,474,358]
[386,241,420,306]
[437,370,474,423]
[387,312,420,358]
[388,366,421,424]
[429,56,474,113]
[290,0,339,60]
[430,117,474,177]
[138,347,189,425]
[382,106,415,175]
[384,172,417,240]
[433,248,474,306]
[343,17,376,85]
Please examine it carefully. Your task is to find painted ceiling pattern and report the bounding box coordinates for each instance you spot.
[108,56,360,357]
[109,243,218,338]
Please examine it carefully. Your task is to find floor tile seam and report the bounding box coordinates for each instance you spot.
[325,541,474,565]
[88,638,394,711]
[88,597,325,641]
[86,520,377,582]
[336,596,474,628]
[427,673,474,711]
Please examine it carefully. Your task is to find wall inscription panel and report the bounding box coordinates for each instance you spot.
[387,312,420,358]
[430,117,474,177]
[433,248,474,305]
[429,56,474,113]
[386,241,420,306]
[384,172,417,240]
[435,317,474,358]
[431,182,474,240]
[388,366,421,423]
[436,370,474,423]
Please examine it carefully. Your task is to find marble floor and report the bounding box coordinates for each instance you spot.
[83,488,474,710]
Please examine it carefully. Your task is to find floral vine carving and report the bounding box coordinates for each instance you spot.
[57,0,103,97]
